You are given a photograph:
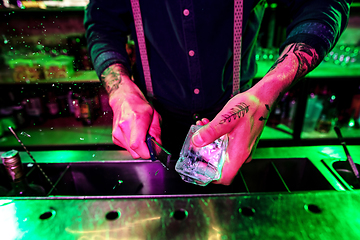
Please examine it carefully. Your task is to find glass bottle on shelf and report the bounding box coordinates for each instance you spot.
[56,88,71,117]
[348,86,360,129]
[80,45,93,71]
[67,90,75,116]
[303,86,324,133]
[24,89,46,125]
[267,95,285,127]
[45,90,60,118]
[79,35,94,71]
[315,86,338,133]
[12,97,27,129]
[80,96,93,126]
[67,35,84,71]
[286,92,298,129]
[71,88,82,121]
[79,88,95,126]
[1,150,45,196]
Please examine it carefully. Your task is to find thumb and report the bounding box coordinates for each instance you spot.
[191,123,225,148]
[192,98,249,147]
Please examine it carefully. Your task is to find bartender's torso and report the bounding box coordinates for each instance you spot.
[130,0,266,114]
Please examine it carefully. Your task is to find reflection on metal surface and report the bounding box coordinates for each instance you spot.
[65,216,161,233]
[0,146,360,239]
[0,158,337,197]
[319,146,343,159]
[0,199,13,206]
[1,191,360,239]
[0,200,17,240]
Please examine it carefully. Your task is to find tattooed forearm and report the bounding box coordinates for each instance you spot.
[219,103,250,124]
[267,43,319,80]
[101,63,130,95]
[292,43,319,79]
[267,48,292,73]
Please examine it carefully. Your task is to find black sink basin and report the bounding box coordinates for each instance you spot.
[0,158,334,197]
[332,161,360,189]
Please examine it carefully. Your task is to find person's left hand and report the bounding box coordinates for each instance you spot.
[191,89,271,185]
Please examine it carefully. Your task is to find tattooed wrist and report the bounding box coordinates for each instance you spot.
[101,63,131,95]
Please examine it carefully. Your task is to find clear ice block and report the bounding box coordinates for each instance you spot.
[175,125,228,186]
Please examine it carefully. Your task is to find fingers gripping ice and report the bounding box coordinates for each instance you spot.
[175,125,228,186]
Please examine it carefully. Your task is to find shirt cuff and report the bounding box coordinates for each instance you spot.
[280,22,336,60]
[93,51,131,79]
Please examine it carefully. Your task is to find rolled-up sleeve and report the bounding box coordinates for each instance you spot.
[277,0,352,60]
[84,0,132,79]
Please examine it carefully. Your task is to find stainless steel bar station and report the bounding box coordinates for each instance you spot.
[1,1,360,239]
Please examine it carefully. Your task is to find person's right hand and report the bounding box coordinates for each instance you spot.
[103,64,162,159]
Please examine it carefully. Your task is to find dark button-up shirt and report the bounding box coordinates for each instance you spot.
[84,0,351,114]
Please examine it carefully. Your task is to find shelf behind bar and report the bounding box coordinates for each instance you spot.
[0,70,100,85]
[255,61,360,79]
[1,61,359,85]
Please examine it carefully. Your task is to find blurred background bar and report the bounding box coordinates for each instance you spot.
[0,1,359,149]
[0,1,360,239]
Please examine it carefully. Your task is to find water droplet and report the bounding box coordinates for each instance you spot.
[27,163,34,167]
[92,154,95,157]
[113,180,124,190]
[20,132,31,137]
[80,138,84,141]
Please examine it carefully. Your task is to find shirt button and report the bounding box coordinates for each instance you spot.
[194,88,200,94]
[183,9,190,16]
[189,50,195,57]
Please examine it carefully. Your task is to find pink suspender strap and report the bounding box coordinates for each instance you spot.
[130,0,154,98]
[130,0,243,98]
[232,0,243,96]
